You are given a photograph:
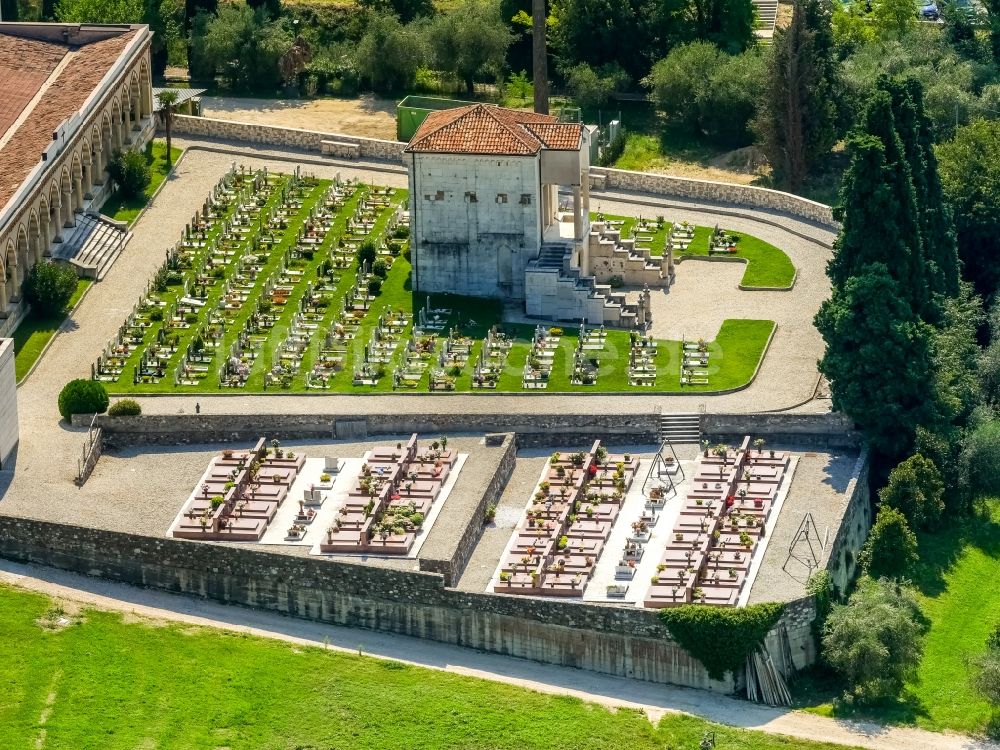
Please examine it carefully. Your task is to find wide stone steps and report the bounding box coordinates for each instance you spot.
[754,0,778,33]
[660,413,702,444]
[52,212,130,280]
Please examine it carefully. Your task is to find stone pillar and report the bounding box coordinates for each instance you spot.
[50,202,62,243]
[0,274,9,314]
[643,284,652,325]
[72,178,84,212]
[92,146,105,186]
[572,185,583,241]
[82,157,94,199]
[666,247,675,280]
[62,189,75,228]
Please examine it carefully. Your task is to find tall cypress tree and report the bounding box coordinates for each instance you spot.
[829,90,927,313]
[905,78,961,298]
[754,0,839,191]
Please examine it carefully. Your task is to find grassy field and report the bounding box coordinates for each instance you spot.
[100,141,183,225]
[101,174,775,395]
[13,280,91,382]
[0,583,866,750]
[796,499,1000,735]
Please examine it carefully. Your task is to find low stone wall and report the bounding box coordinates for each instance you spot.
[825,451,872,595]
[590,167,837,231]
[702,412,861,449]
[418,432,517,585]
[170,115,406,162]
[97,412,661,448]
[0,514,749,691]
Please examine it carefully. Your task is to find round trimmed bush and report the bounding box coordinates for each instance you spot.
[58,379,109,421]
[108,398,141,417]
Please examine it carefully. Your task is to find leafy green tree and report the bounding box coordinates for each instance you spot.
[859,505,919,578]
[58,380,109,422]
[871,0,917,39]
[22,261,79,316]
[984,0,1000,65]
[879,454,946,530]
[960,419,1000,498]
[968,624,1000,723]
[355,11,426,92]
[1,0,18,20]
[686,0,755,54]
[358,0,433,23]
[915,425,968,514]
[644,42,723,133]
[815,264,942,458]
[938,120,1000,301]
[426,0,514,95]
[200,4,292,92]
[753,0,840,190]
[933,284,984,423]
[108,149,151,199]
[55,0,141,22]
[549,0,656,83]
[822,576,927,703]
[156,90,179,167]
[563,62,628,110]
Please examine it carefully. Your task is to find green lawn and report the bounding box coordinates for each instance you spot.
[13,280,91,382]
[675,229,796,289]
[101,173,774,395]
[0,583,863,750]
[796,498,1000,735]
[100,140,183,225]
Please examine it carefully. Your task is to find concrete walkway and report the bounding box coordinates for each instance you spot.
[1,559,995,750]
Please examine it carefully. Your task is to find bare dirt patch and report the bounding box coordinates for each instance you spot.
[35,598,84,632]
[200,94,399,141]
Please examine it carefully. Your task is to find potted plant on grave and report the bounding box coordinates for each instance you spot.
[739,531,753,548]
[499,571,512,582]
[529,570,539,586]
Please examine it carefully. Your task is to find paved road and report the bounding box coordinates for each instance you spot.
[2,559,995,750]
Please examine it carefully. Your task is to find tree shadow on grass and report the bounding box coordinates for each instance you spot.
[911,500,1000,599]
[790,665,931,725]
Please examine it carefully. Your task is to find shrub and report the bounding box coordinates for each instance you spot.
[969,624,1000,730]
[108,399,141,417]
[22,260,79,316]
[358,238,378,269]
[107,148,151,199]
[822,577,927,703]
[608,274,624,289]
[658,602,785,680]
[367,277,383,295]
[372,259,389,279]
[859,505,919,579]
[58,379,109,421]
[879,453,945,530]
[960,419,1000,499]
[392,225,410,240]
[149,308,164,322]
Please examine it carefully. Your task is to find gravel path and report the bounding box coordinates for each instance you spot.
[2,559,995,750]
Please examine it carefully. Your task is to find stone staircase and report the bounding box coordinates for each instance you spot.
[525,242,642,328]
[51,212,131,280]
[660,413,702,444]
[754,0,779,35]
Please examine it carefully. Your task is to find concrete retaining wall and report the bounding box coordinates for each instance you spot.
[589,167,837,230]
[96,412,662,447]
[171,115,405,162]
[0,513,757,691]
[418,432,517,585]
[702,412,861,449]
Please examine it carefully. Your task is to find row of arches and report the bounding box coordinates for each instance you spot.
[0,56,153,311]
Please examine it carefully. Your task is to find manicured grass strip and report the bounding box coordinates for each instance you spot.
[677,229,795,289]
[0,583,862,750]
[13,279,91,382]
[101,140,183,226]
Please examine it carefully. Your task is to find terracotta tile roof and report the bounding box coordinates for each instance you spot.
[406,104,581,155]
[0,29,138,209]
[0,35,66,139]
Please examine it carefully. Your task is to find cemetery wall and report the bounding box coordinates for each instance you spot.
[0,513,817,692]
[0,339,17,469]
[170,115,406,162]
[96,412,661,447]
[824,452,872,594]
[589,168,838,230]
[702,412,862,448]
[417,432,517,585]
[168,117,838,231]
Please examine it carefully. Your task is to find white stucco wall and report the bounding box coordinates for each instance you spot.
[0,339,19,468]
[408,153,542,299]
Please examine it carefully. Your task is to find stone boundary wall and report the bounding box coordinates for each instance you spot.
[590,167,837,231]
[824,451,872,594]
[0,513,762,692]
[95,412,661,448]
[418,432,516,585]
[170,115,406,162]
[702,412,861,449]
[0,514,821,692]
[166,117,838,231]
